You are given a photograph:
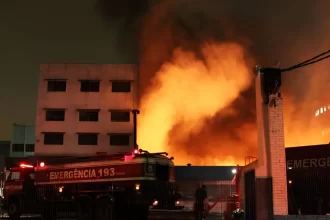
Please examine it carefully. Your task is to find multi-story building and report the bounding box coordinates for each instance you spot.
[10,124,35,158]
[35,64,138,156]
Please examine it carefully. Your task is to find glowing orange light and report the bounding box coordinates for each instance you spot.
[138,43,254,165]
[40,162,45,167]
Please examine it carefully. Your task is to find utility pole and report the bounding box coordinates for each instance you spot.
[131,109,140,150]
[254,66,288,219]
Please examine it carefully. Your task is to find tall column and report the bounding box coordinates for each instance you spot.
[268,98,288,215]
[255,68,288,219]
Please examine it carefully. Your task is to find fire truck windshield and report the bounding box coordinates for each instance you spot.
[7,171,20,181]
[7,168,34,181]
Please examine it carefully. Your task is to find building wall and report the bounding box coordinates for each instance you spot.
[10,124,35,158]
[268,99,288,216]
[35,64,138,156]
[239,161,258,211]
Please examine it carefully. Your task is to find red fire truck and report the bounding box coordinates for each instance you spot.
[3,149,175,220]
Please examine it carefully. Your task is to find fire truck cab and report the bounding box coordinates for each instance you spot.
[3,163,37,219]
[3,150,175,220]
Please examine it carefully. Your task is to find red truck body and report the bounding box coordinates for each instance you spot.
[3,151,176,220]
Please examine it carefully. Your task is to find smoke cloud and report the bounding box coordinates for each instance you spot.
[98,0,330,165]
[138,1,257,165]
[138,43,255,165]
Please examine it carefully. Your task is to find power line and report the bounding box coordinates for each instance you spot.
[289,54,330,69]
[281,49,330,72]
[283,49,330,70]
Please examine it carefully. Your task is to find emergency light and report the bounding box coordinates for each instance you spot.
[20,164,33,168]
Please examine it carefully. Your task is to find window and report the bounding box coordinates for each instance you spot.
[47,80,66,92]
[12,144,24,152]
[110,110,130,122]
[9,172,20,181]
[80,80,100,92]
[25,144,35,152]
[44,132,64,145]
[109,134,130,146]
[78,110,99,122]
[111,81,131,93]
[315,110,319,117]
[45,109,65,121]
[78,133,98,145]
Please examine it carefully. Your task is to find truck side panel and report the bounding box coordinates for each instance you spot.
[35,163,156,184]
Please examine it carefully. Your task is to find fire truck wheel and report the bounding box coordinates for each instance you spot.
[95,198,113,220]
[8,200,21,220]
[76,197,94,220]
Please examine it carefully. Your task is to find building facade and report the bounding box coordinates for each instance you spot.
[10,124,35,157]
[35,64,138,156]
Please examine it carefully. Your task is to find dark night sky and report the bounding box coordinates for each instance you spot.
[1,0,329,144]
[0,0,138,140]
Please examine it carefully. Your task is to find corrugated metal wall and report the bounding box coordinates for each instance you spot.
[286,144,330,215]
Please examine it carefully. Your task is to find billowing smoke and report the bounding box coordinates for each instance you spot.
[138,43,255,165]
[98,0,330,165]
[137,1,258,165]
[278,3,330,147]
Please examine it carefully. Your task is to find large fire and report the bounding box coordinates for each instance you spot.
[130,0,330,166]
[138,42,254,165]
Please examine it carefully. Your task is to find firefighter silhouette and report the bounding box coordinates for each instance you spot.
[22,173,36,213]
[194,183,207,220]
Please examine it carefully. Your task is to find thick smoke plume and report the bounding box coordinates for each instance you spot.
[138,1,256,165]
[99,0,330,165]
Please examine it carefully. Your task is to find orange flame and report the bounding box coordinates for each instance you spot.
[138,42,254,165]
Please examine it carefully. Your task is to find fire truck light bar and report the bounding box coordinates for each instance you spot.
[20,164,34,168]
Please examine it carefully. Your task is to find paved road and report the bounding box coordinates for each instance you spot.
[149,210,223,219]
[0,211,223,220]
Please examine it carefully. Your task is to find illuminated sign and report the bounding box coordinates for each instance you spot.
[35,163,156,183]
[49,167,115,180]
[287,157,330,169]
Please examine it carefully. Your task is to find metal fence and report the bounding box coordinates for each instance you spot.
[287,168,330,215]
[175,180,236,218]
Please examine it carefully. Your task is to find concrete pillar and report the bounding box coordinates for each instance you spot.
[268,98,288,215]
[255,70,288,219]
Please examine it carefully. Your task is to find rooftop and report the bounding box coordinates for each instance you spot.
[175,166,236,181]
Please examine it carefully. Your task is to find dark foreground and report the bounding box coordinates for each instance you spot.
[0,210,223,220]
